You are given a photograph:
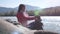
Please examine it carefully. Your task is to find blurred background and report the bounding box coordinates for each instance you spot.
[0,0,60,33]
[0,0,60,16]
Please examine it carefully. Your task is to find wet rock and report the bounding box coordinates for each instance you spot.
[0,18,58,34]
[34,30,58,34]
[5,19,19,25]
[0,19,23,34]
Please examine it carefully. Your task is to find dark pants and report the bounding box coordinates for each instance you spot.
[27,21,43,30]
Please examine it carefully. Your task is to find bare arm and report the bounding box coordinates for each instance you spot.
[23,12,35,20]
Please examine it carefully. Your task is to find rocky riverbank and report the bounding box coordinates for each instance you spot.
[0,18,59,34]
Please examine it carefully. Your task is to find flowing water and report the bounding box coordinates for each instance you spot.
[0,16,60,33]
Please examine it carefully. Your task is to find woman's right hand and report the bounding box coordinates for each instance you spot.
[35,16,42,21]
[35,15,40,19]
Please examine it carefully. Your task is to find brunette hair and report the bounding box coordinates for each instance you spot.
[18,4,25,12]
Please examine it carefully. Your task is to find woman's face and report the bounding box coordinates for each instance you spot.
[21,6,25,11]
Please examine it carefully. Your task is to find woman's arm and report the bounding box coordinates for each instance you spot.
[23,12,36,20]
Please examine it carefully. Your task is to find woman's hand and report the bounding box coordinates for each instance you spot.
[35,16,42,21]
[35,15,40,18]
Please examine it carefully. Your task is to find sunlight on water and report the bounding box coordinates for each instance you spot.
[0,16,60,33]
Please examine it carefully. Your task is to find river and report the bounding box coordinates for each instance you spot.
[0,16,60,33]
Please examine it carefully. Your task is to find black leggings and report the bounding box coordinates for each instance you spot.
[27,22,43,30]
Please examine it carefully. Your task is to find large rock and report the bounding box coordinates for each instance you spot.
[34,30,58,34]
[0,18,58,34]
[0,19,22,34]
[0,18,32,34]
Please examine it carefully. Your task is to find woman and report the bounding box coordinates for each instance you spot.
[16,4,36,27]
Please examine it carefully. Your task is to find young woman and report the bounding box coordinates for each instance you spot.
[16,4,36,27]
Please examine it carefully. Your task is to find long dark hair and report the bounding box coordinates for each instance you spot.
[18,4,25,12]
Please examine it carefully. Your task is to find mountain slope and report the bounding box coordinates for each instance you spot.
[0,7,13,13]
[0,5,40,16]
[14,5,40,11]
[40,6,60,16]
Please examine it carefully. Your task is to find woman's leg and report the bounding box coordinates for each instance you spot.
[21,22,28,27]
